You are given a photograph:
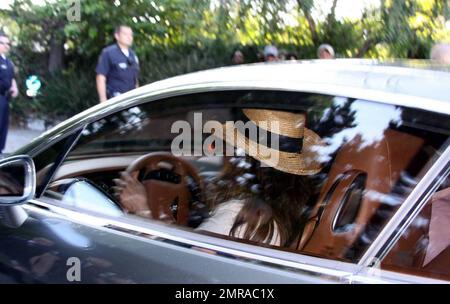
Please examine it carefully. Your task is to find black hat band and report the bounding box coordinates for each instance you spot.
[237,118,304,154]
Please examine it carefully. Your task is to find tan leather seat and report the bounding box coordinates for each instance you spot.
[382,203,431,269]
[382,187,450,281]
[297,129,424,260]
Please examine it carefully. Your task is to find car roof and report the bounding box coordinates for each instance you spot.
[18,59,450,156]
[135,59,450,103]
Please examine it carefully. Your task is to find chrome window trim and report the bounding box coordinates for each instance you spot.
[35,127,85,198]
[24,198,358,283]
[350,268,449,284]
[131,81,450,114]
[54,82,450,132]
[357,144,450,270]
[27,126,86,163]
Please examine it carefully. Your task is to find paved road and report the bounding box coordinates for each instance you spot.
[3,122,46,154]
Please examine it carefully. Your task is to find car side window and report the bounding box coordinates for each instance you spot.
[381,173,450,281]
[42,90,449,265]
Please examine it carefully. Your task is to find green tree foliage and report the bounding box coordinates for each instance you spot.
[381,0,450,58]
[0,0,448,124]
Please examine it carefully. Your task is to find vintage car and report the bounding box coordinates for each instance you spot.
[0,60,448,283]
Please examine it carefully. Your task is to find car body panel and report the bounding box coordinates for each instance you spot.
[0,200,355,283]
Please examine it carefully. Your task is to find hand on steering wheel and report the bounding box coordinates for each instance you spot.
[114,152,204,225]
[112,171,149,217]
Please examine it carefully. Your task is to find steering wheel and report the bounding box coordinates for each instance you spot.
[126,152,204,226]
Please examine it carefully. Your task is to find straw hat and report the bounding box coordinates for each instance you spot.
[219,108,325,176]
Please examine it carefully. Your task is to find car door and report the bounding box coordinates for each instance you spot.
[351,157,450,284]
[0,89,447,283]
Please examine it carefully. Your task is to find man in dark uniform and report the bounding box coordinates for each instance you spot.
[0,31,19,153]
[96,25,140,103]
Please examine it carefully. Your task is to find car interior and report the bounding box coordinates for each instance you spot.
[381,175,450,281]
[298,128,425,259]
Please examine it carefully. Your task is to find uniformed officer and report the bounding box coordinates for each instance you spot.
[96,25,140,103]
[0,31,19,153]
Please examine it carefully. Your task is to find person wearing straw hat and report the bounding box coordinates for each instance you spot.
[196,108,325,247]
[114,108,325,247]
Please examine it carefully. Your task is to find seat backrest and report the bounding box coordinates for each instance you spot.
[298,129,424,260]
[382,187,450,281]
[381,203,431,269]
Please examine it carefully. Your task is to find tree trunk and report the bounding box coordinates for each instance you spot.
[48,32,65,74]
[303,11,319,45]
[328,0,338,23]
[297,0,319,46]
[356,38,378,58]
[48,37,64,74]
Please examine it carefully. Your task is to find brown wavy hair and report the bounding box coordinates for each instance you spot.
[207,155,319,247]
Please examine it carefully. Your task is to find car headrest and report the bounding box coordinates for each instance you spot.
[298,129,424,260]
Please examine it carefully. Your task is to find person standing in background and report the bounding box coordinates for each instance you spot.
[231,50,245,65]
[430,43,450,64]
[317,44,335,59]
[0,31,19,154]
[263,45,280,62]
[96,25,140,103]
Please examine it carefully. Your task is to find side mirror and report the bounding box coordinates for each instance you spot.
[0,155,36,206]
